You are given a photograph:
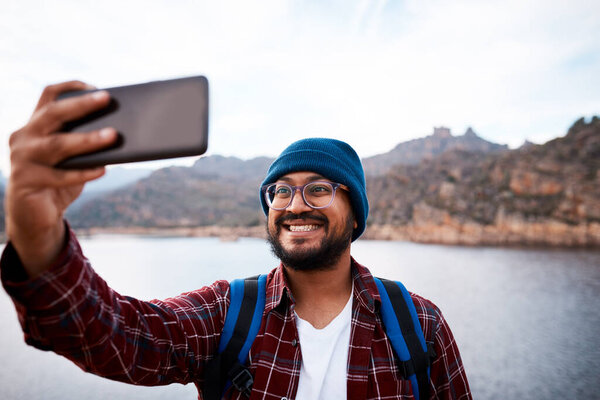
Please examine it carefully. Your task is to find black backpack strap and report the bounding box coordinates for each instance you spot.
[375,277,433,400]
[203,275,267,399]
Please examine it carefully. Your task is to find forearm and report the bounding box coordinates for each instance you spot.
[6,218,66,279]
[1,229,229,385]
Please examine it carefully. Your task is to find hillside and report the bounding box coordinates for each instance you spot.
[69,167,153,212]
[66,129,509,231]
[2,118,598,247]
[67,156,273,228]
[362,126,508,176]
[365,117,600,246]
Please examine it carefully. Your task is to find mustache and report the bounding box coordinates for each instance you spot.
[275,212,328,226]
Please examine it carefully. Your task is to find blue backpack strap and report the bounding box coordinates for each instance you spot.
[374,277,433,400]
[203,274,267,399]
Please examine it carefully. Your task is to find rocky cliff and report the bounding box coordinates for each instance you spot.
[364,117,600,246]
[362,126,508,176]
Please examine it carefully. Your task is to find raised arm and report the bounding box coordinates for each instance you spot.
[5,81,117,277]
[2,82,229,388]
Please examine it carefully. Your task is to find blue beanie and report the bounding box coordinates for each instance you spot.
[260,138,369,241]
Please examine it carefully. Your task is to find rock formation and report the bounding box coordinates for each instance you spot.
[364,117,600,247]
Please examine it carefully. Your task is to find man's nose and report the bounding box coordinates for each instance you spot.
[287,189,312,213]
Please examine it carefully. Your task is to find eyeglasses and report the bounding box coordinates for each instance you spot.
[262,181,348,210]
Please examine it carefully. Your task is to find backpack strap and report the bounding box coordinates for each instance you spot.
[203,274,267,400]
[374,277,434,400]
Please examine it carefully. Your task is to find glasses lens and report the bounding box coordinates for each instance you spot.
[303,182,334,208]
[266,183,292,209]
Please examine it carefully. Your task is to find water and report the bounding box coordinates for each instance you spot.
[1,236,599,399]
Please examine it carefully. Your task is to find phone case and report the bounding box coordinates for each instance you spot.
[56,76,209,169]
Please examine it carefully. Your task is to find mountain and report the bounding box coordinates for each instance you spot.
[87,166,153,192]
[3,119,598,247]
[67,156,274,229]
[0,166,152,238]
[189,155,274,179]
[362,127,508,176]
[69,166,153,212]
[364,117,600,246]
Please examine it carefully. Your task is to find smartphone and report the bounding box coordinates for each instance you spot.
[56,76,209,169]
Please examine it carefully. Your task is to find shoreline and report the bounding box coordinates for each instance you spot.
[71,222,600,249]
[362,222,600,248]
[2,222,599,249]
[74,225,269,242]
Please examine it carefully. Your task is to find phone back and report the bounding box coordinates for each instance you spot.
[57,76,209,169]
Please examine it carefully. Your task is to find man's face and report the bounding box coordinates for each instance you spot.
[266,171,357,271]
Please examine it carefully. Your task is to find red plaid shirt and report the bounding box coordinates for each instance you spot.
[1,228,471,399]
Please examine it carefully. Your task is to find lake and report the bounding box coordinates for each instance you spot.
[1,235,599,399]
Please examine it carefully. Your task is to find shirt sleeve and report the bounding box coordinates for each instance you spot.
[0,226,230,386]
[427,307,472,399]
[410,293,472,400]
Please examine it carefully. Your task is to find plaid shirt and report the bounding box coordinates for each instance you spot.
[1,228,471,399]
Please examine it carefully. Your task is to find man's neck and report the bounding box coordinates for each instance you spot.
[285,249,353,329]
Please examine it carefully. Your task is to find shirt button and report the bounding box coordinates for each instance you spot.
[281,398,288,400]
[291,339,298,347]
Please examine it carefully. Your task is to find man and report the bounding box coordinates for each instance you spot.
[2,81,471,399]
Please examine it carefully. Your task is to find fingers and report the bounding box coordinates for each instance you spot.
[31,128,118,166]
[10,125,118,166]
[28,90,111,136]
[49,166,107,187]
[34,80,95,111]
[10,162,106,189]
[5,81,109,265]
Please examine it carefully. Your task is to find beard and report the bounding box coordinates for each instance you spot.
[267,211,354,271]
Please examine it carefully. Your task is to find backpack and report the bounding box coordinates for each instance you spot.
[203,275,436,400]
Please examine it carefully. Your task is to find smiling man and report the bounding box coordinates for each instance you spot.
[2,83,471,399]
[265,172,357,272]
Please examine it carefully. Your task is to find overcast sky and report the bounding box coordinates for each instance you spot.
[1,0,599,174]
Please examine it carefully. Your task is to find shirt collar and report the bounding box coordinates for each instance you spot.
[264,263,292,315]
[350,257,380,314]
[264,257,380,315]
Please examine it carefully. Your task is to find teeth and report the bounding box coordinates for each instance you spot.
[289,225,319,232]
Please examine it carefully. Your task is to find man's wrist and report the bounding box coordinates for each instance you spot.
[9,221,67,279]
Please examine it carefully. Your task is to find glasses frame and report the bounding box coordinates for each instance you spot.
[262,180,347,211]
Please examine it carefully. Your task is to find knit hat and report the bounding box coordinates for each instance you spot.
[260,138,369,241]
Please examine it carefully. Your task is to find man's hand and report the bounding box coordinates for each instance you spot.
[6,81,118,277]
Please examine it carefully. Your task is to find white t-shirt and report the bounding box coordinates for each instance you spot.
[293,292,353,400]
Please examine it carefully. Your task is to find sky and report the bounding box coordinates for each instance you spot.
[1,0,599,174]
